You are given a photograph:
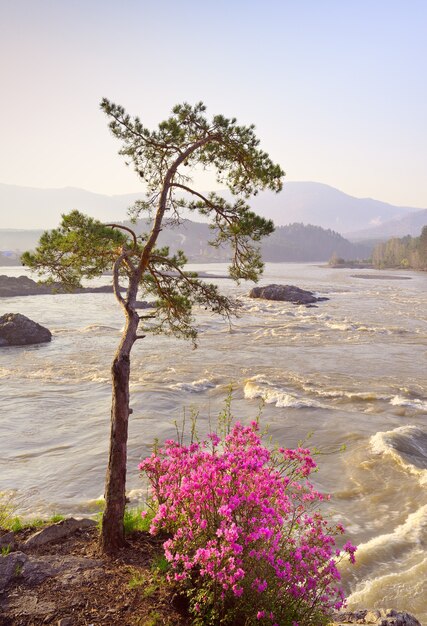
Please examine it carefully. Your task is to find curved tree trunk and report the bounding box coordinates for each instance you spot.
[100,299,139,554]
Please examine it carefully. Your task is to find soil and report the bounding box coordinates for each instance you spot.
[0,526,187,626]
[1,527,421,626]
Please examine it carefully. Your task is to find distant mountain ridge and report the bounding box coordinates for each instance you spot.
[345,208,427,240]
[0,181,423,235]
[247,182,417,234]
[0,220,372,265]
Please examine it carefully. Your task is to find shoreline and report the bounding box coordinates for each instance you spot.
[0,516,422,626]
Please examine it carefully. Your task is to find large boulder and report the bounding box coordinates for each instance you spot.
[249,284,329,305]
[0,313,52,346]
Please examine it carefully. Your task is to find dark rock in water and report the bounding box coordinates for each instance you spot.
[249,284,329,305]
[0,274,124,297]
[331,609,421,625]
[0,313,52,346]
[135,300,155,309]
[0,275,58,297]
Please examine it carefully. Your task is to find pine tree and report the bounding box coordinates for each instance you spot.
[22,100,284,554]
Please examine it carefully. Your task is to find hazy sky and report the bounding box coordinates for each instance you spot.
[1,0,426,207]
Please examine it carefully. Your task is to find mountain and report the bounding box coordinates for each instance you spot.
[246,182,416,232]
[260,223,372,262]
[345,208,427,241]
[0,220,372,265]
[0,181,420,233]
[0,229,44,252]
[0,183,143,229]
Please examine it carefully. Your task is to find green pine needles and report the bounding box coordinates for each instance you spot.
[22,100,285,554]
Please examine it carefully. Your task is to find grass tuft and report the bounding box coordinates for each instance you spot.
[124,507,154,534]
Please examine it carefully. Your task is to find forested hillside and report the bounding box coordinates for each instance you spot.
[372,226,427,270]
[134,220,372,263]
[0,221,373,265]
[261,223,372,262]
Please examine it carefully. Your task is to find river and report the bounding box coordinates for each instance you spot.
[0,263,426,621]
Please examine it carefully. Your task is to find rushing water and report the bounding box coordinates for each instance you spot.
[1,263,426,621]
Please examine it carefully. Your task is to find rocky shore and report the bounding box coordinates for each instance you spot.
[0,275,120,298]
[0,519,421,626]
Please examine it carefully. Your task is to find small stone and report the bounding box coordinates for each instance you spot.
[58,618,73,626]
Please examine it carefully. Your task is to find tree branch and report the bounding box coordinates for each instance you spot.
[137,133,221,273]
[105,223,138,248]
[112,252,128,310]
[170,183,215,207]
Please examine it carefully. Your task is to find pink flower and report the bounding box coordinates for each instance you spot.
[139,416,356,623]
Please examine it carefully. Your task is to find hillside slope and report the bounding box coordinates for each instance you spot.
[0,181,418,233]
[0,221,371,265]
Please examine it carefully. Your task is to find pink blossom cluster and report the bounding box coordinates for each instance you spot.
[139,420,356,625]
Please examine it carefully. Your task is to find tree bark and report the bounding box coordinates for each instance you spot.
[100,273,139,554]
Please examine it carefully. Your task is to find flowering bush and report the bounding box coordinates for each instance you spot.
[139,417,356,625]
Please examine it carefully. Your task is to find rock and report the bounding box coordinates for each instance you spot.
[249,283,329,305]
[0,531,16,551]
[0,274,124,298]
[25,517,97,548]
[0,551,27,591]
[0,549,102,591]
[135,300,155,309]
[365,610,382,623]
[0,313,52,346]
[331,609,421,625]
[0,274,51,297]
[58,618,73,626]
[22,554,102,586]
[2,591,57,617]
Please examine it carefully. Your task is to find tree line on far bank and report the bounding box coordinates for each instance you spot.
[372,225,427,270]
[0,221,373,266]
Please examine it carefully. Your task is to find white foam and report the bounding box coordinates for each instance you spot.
[370,425,427,484]
[325,321,355,331]
[346,555,427,619]
[390,395,427,411]
[244,379,326,409]
[342,505,427,575]
[80,324,119,333]
[89,375,109,383]
[170,378,216,393]
[342,506,427,620]
[309,387,386,401]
